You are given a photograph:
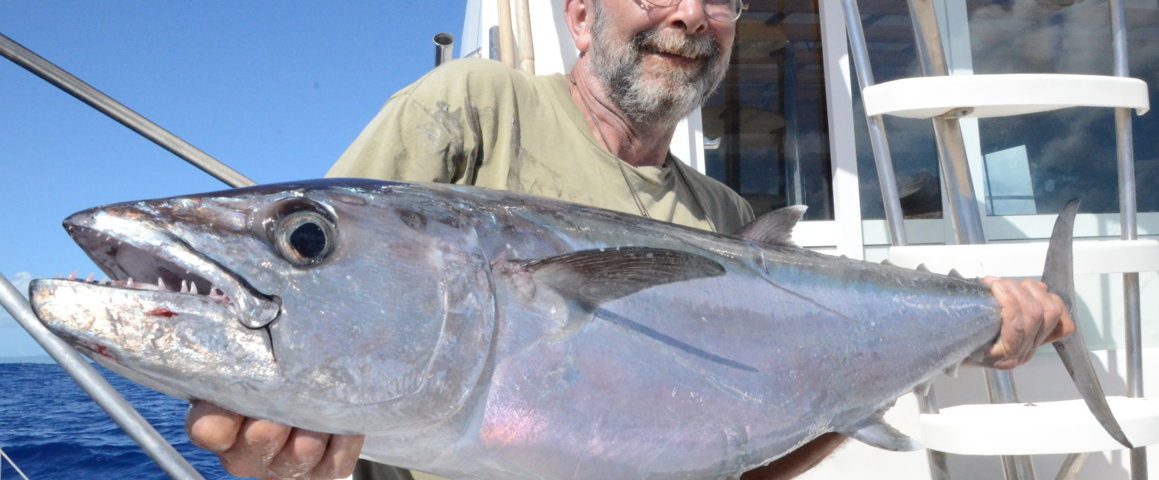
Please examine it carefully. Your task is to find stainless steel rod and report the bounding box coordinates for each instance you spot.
[931,117,987,244]
[1109,0,1146,477]
[906,2,1033,478]
[433,33,455,67]
[840,0,907,246]
[1054,452,1090,480]
[781,44,804,209]
[0,274,205,480]
[0,32,254,189]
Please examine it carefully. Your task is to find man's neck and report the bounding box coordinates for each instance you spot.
[567,59,677,168]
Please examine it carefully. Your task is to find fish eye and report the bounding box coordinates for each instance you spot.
[275,210,336,267]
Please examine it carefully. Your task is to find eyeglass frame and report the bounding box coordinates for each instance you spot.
[638,0,748,23]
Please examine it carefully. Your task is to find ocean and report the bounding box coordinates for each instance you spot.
[0,362,233,479]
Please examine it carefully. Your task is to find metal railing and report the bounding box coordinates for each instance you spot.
[840,0,1147,479]
[0,445,32,480]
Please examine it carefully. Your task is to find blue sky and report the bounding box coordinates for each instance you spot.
[0,2,468,357]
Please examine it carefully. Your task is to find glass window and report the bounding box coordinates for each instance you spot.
[966,0,1159,215]
[846,2,948,220]
[702,2,835,219]
[851,0,1158,218]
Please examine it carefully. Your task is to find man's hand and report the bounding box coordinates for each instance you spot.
[186,401,364,480]
[979,277,1076,370]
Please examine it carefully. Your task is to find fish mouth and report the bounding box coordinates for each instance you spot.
[68,224,230,301]
[61,214,282,330]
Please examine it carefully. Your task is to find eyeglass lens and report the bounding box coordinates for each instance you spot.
[642,0,744,22]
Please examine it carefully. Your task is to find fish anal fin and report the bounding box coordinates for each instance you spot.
[843,415,920,452]
[524,247,725,308]
[736,205,807,248]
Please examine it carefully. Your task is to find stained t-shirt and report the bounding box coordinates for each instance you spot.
[327,58,754,234]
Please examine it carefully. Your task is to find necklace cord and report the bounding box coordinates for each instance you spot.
[566,73,717,233]
[569,73,652,219]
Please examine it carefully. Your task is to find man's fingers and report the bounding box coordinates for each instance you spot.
[1038,284,1075,344]
[980,277,1076,370]
[310,434,366,480]
[186,401,244,453]
[266,429,331,479]
[1020,280,1061,348]
[219,418,293,478]
[984,278,1040,368]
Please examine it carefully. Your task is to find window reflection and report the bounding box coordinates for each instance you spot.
[966,0,1158,215]
[850,0,1157,218]
[702,1,834,219]
[850,2,946,220]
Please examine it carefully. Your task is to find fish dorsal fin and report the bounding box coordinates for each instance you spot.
[524,247,726,308]
[736,205,807,248]
[842,414,920,452]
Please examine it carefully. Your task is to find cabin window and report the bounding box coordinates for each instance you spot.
[847,0,1158,219]
[965,0,1159,216]
[702,1,836,220]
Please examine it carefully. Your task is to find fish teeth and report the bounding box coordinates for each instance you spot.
[180,280,189,293]
[189,282,199,295]
[126,277,135,288]
[157,277,169,291]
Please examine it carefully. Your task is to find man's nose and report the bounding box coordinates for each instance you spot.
[665,0,709,35]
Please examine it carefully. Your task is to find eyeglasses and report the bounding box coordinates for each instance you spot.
[641,0,747,23]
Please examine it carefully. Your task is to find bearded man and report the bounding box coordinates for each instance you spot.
[185,1,1074,479]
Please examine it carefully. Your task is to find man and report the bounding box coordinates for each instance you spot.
[186,1,1074,479]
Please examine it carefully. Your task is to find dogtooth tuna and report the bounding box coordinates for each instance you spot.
[29,179,1130,479]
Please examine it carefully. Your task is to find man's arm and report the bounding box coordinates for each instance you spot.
[740,433,846,480]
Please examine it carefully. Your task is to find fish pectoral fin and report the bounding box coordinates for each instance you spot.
[523,247,725,308]
[735,205,807,247]
[842,414,921,452]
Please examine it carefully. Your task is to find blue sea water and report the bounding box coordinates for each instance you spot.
[0,362,233,479]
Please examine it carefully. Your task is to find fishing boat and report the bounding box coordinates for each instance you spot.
[1,1,1156,479]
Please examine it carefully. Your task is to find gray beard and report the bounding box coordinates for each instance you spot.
[588,7,730,128]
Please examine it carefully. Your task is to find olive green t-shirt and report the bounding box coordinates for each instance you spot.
[328,58,754,234]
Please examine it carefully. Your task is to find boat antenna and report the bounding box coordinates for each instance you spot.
[0,32,254,189]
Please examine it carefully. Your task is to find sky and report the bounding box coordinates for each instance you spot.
[0,2,468,357]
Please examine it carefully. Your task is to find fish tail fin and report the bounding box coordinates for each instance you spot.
[1043,199,1133,449]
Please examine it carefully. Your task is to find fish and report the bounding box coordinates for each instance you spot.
[29,179,1129,479]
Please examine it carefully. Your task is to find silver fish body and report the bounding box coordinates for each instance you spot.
[28,179,1117,479]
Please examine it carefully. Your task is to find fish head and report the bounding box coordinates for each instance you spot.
[30,180,496,434]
